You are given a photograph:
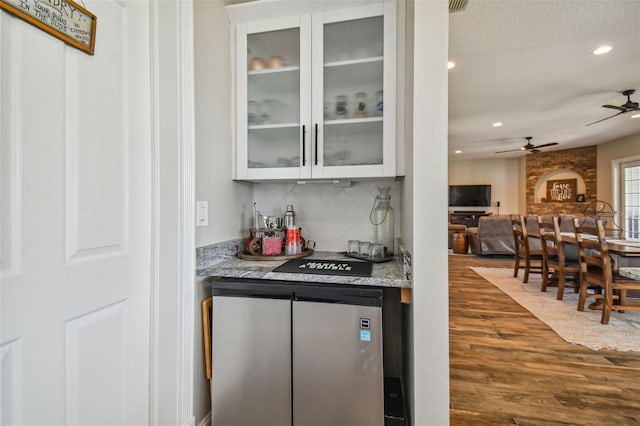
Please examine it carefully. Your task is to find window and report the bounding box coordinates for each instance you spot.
[621,160,640,240]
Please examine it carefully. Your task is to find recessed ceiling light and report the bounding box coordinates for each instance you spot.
[492,122,503,127]
[631,113,640,119]
[455,150,462,154]
[447,61,456,69]
[592,45,612,55]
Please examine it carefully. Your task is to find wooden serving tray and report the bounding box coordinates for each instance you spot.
[237,249,314,261]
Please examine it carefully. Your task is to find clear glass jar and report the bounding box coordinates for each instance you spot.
[358,241,371,257]
[354,92,368,118]
[369,243,385,260]
[347,240,360,255]
[248,100,261,124]
[375,90,383,116]
[335,95,348,118]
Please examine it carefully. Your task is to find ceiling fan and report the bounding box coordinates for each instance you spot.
[586,89,640,126]
[495,136,559,154]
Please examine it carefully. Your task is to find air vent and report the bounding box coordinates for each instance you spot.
[449,0,469,13]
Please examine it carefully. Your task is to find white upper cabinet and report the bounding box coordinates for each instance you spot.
[232,1,396,181]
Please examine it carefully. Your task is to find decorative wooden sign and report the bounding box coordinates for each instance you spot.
[0,0,96,55]
[546,178,577,202]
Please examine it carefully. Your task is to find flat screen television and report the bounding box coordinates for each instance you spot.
[449,185,491,207]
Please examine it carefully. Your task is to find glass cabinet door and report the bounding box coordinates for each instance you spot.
[321,15,385,169]
[238,17,313,180]
[247,27,301,170]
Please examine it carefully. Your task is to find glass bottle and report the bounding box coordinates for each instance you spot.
[375,90,383,116]
[354,92,368,118]
[335,95,348,118]
[370,186,394,255]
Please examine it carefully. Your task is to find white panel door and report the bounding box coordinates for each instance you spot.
[0,0,151,424]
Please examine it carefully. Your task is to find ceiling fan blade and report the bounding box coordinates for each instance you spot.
[495,148,525,154]
[602,104,627,112]
[586,111,624,126]
[532,142,559,149]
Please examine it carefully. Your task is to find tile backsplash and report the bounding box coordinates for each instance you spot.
[252,180,402,252]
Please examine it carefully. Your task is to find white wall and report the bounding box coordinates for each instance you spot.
[193,1,254,424]
[195,1,253,250]
[400,0,415,421]
[518,156,527,213]
[448,157,522,215]
[153,3,182,422]
[412,1,449,424]
[597,132,640,205]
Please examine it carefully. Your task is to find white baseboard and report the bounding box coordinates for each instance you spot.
[198,412,211,426]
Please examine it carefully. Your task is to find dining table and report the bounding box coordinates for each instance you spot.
[557,233,640,274]
[619,267,640,281]
[533,233,640,308]
[558,233,640,256]
[530,232,640,266]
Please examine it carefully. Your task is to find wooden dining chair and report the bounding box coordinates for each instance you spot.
[573,217,606,312]
[537,216,580,299]
[573,218,640,324]
[511,215,544,283]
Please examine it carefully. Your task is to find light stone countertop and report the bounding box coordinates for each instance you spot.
[197,250,411,288]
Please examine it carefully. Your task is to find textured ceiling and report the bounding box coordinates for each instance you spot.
[448,0,640,159]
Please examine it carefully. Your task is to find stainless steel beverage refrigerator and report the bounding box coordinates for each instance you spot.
[211,277,384,425]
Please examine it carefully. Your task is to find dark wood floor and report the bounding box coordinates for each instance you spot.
[449,253,640,426]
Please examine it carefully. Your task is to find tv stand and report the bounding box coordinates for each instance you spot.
[449,211,488,227]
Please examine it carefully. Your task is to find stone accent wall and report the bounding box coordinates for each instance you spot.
[526,146,597,215]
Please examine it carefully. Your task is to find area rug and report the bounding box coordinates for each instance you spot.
[470,267,640,352]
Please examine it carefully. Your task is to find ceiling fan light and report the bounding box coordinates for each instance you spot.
[592,45,612,55]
